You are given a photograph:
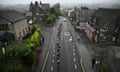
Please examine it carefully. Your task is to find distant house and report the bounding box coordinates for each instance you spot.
[29,1,50,23]
[0,10,29,41]
[80,7,90,21]
[41,3,50,15]
[77,7,94,31]
[86,8,120,44]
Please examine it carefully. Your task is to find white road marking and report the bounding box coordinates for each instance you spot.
[73,52,75,56]
[73,49,75,52]
[52,59,54,63]
[53,49,55,53]
[74,64,77,69]
[74,57,76,62]
[70,36,72,40]
[53,54,55,58]
[51,66,54,72]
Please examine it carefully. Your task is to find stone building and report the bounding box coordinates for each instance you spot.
[0,10,29,41]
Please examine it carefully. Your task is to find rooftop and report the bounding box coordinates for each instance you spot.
[0,10,25,23]
[92,8,120,29]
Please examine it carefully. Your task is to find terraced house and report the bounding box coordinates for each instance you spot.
[0,10,29,41]
[85,8,120,44]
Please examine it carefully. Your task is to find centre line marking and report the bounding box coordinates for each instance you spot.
[51,66,54,72]
[74,57,76,62]
[74,64,77,69]
[53,49,55,53]
[73,53,75,56]
[52,59,54,63]
[41,21,63,72]
[53,54,55,58]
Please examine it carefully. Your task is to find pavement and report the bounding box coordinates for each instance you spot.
[73,25,120,72]
[107,45,120,72]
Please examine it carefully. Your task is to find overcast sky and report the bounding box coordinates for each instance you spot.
[0,0,120,5]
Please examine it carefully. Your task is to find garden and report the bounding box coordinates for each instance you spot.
[0,25,42,72]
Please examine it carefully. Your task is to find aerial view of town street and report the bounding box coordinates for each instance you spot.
[0,0,120,72]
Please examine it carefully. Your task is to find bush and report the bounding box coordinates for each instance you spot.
[20,48,36,67]
[10,44,35,66]
[4,60,24,72]
[47,14,56,24]
[0,44,36,72]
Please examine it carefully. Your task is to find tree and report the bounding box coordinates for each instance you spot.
[47,14,56,24]
[25,26,41,50]
[50,3,61,17]
[54,3,61,17]
[0,44,36,72]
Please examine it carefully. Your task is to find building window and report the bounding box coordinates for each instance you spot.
[26,27,28,32]
[0,25,1,30]
[106,26,108,31]
[93,18,96,23]
[23,30,25,36]
[5,24,9,30]
[34,16,36,21]
[18,32,22,40]
[0,24,9,31]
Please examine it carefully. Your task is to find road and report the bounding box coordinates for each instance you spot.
[66,18,94,72]
[37,16,94,72]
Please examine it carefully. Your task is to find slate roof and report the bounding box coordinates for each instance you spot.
[0,17,9,24]
[92,8,120,29]
[0,10,25,23]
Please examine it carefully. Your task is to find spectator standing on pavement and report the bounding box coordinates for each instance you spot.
[77,35,80,41]
[92,58,95,68]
